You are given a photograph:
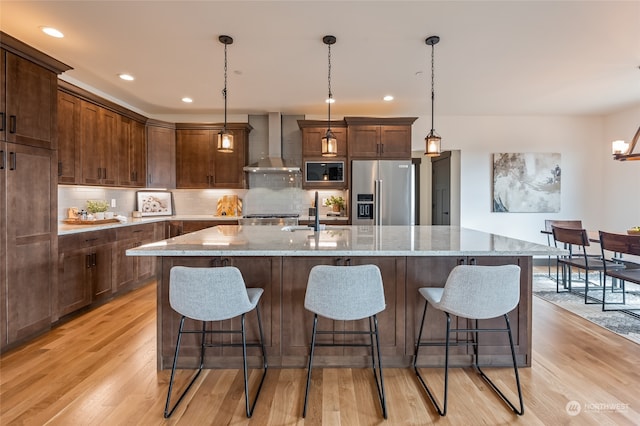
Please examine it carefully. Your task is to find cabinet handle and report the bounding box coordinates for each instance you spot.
[103,168,107,179]
[9,152,16,170]
[0,112,4,131]
[9,115,16,134]
[0,150,4,170]
[148,173,152,184]
[58,161,63,176]
[93,253,98,266]
[86,254,92,269]
[380,143,384,154]
[97,168,102,179]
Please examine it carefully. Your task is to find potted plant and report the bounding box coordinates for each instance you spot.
[324,196,345,213]
[86,200,109,220]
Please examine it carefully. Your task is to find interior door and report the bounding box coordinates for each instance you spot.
[431,152,451,225]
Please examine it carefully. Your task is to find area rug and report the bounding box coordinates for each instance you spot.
[532,273,640,345]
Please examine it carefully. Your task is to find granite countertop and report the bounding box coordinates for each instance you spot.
[58,214,345,235]
[58,215,240,235]
[127,225,566,257]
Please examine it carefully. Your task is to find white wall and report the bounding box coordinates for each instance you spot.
[410,113,633,245]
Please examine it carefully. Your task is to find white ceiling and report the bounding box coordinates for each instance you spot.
[2,1,639,120]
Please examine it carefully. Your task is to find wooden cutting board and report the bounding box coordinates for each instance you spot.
[216,195,242,216]
[63,218,120,225]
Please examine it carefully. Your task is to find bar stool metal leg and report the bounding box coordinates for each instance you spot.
[302,314,319,418]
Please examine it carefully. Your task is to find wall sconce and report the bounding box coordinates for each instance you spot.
[612,126,640,161]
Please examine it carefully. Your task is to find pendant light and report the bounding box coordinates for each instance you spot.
[322,35,338,157]
[612,126,640,161]
[218,35,234,153]
[424,35,441,157]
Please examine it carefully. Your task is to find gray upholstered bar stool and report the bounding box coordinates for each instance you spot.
[164,266,267,418]
[413,264,524,416]
[303,264,387,419]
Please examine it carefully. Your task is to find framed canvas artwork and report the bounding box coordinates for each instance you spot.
[136,191,174,216]
[492,153,561,213]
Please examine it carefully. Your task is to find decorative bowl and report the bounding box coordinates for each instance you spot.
[627,229,640,235]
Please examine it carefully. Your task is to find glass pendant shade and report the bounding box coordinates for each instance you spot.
[321,130,337,156]
[218,130,234,153]
[612,126,640,161]
[611,140,629,155]
[425,131,441,157]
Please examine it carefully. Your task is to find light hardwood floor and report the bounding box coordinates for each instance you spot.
[1,279,639,425]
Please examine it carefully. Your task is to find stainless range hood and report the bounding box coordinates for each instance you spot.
[243,112,301,173]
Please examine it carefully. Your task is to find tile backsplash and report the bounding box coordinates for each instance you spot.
[58,186,346,219]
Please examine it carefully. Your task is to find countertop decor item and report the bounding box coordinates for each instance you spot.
[86,200,109,214]
[136,191,174,216]
[324,195,344,212]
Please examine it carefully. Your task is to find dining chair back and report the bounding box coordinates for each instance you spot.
[598,231,640,311]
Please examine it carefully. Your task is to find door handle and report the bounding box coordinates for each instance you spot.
[9,115,16,134]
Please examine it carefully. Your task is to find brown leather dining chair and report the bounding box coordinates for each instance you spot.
[598,231,640,312]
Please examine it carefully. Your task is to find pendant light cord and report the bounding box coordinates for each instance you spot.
[327,41,332,133]
[223,41,228,131]
[430,42,435,133]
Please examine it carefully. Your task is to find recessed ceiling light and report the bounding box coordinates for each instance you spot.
[41,26,64,38]
[118,74,134,81]
[383,95,394,101]
[181,97,193,103]
[325,98,335,104]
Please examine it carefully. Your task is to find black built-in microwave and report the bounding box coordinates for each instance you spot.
[305,161,344,182]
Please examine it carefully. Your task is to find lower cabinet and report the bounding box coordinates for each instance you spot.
[57,229,116,319]
[57,223,164,320]
[115,223,158,292]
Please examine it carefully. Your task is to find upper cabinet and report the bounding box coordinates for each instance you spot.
[57,82,149,187]
[299,120,348,158]
[146,120,176,189]
[117,116,146,187]
[175,123,251,189]
[1,33,71,149]
[346,117,417,160]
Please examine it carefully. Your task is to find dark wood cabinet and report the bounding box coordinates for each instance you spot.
[118,116,146,187]
[346,117,416,159]
[1,48,60,150]
[57,230,116,318]
[175,123,250,189]
[80,101,118,186]
[57,91,81,184]
[115,223,158,293]
[146,120,176,188]
[298,120,348,190]
[2,143,57,346]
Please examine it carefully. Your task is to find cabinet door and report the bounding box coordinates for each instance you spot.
[348,125,380,158]
[5,143,55,343]
[92,243,113,300]
[302,126,348,157]
[4,51,57,149]
[99,107,117,186]
[57,91,81,184]
[117,116,146,187]
[80,101,102,184]
[176,129,214,188]
[147,124,176,188]
[379,125,412,159]
[58,246,92,317]
[0,142,6,348]
[212,128,245,188]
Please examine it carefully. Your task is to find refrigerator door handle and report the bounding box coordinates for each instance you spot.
[376,179,382,226]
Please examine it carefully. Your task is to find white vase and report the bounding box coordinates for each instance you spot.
[95,212,105,220]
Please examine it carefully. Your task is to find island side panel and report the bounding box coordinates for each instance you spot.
[280,256,407,368]
[406,256,532,367]
[159,256,282,370]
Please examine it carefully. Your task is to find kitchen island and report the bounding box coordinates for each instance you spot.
[127,225,564,370]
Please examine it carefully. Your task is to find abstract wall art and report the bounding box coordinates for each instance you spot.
[492,153,561,213]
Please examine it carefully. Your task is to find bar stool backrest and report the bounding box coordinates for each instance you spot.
[437,264,521,320]
[304,264,386,321]
[169,266,254,321]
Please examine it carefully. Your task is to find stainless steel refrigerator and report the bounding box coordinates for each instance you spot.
[351,160,413,225]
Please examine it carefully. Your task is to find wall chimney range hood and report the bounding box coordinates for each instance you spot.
[243,112,301,173]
